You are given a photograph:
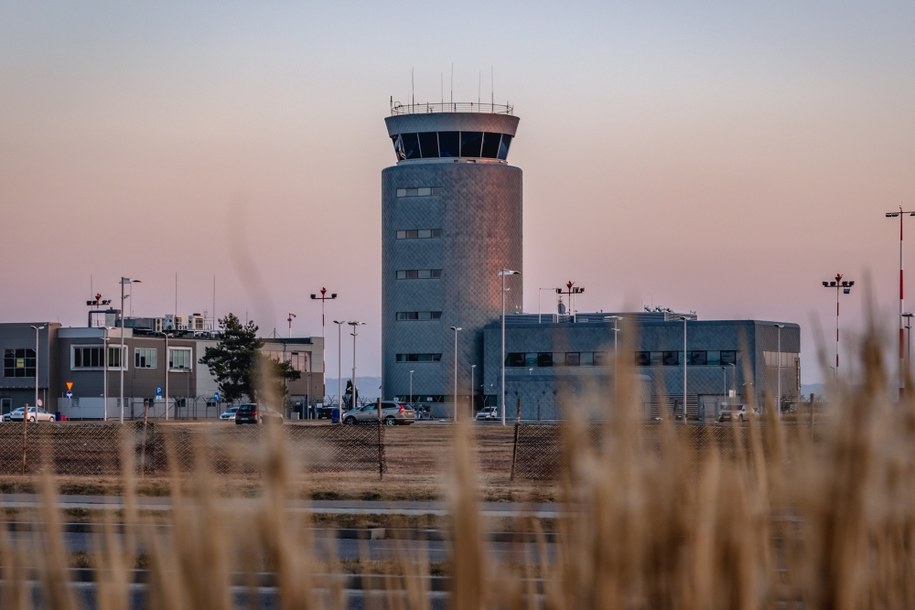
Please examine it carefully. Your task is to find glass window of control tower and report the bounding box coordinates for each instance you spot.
[481,132,501,158]
[460,132,483,157]
[418,132,439,158]
[439,131,459,157]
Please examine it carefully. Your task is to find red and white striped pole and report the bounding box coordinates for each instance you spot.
[886,207,915,400]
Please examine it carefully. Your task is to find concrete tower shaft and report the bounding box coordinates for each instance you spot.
[381,105,522,416]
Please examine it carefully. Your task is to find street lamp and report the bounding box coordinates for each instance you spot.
[821,273,854,378]
[156,331,171,420]
[409,369,414,405]
[286,312,296,338]
[451,326,462,421]
[681,316,688,421]
[604,315,622,361]
[333,320,344,421]
[903,313,913,393]
[885,207,915,398]
[774,324,784,419]
[347,321,365,409]
[119,277,141,424]
[499,268,521,426]
[311,287,337,402]
[102,330,110,421]
[31,325,45,412]
[470,364,476,417]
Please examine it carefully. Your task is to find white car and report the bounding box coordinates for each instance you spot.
[475,406,499,421]
[218,406,240,421]
[10,407,55,423]
[2,407,24,422]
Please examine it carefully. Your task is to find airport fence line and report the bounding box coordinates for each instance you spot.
[0,421,816,481]
[0,422,387,478]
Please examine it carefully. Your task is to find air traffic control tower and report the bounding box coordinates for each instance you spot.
[382,100,522,417]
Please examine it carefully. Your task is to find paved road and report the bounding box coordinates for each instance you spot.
[0,493,562,519]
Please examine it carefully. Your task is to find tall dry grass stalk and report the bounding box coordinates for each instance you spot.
[1,319,914,608]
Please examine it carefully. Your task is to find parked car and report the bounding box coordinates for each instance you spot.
[218,406,240,421]
[342,401,416,426]
[234,403,284,425]
[718,405,760,423]
[2,407,24,422]
[474,406,499,421]
[412,404,432,420]
[10,407,55,423]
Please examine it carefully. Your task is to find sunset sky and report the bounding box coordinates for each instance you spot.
[3,2,914,385]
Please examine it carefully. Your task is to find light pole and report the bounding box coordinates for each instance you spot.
[102,330,109,421]
[668,313,690,421]
[409,370,414,405]
[156,331,171,420]
[286,312,296,338]
[885,208,915,398]
[347,321,365,409]
[604,316,622,361]
[774,324,784,419]
[451,326,462,421]
[333,320,344,420]
[311,287,337,403]
[470,364,476,417]
[903,313,913,393]
[119,277,141,424]
[499,269,521,426]
[821,274,854,378]
[31,325,45,412]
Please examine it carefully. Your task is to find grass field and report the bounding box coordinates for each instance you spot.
[1,328,914,608]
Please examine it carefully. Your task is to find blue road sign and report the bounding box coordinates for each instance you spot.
[156,386,163,397]
[213,391,220,402]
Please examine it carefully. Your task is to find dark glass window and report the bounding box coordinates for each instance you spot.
[460,132,483,157]
[481,132,501,158]
[439,131,459,157]
[418,132,439,158]
[720,351,737,366]
[537,352,553,367]
[401,133,421,159]
[635,351,651,366]
[594,351,610,366]
[497,134,513,160]
[662,351,680,366]
[565,352,581,366]
[4,348,36,378]
[507,352,525,367]
[689,351,708,366]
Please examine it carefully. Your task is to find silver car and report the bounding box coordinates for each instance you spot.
[218,406,240,421]
[10,407,55,423]
[342,401,416,426]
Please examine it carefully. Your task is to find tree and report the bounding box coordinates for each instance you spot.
[199,313,300,405]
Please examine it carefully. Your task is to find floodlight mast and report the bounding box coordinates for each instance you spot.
[885,207,915,399]
[821,273,854,379]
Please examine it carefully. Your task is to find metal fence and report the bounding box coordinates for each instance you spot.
[0,422,386,477]
[0,421,814,481]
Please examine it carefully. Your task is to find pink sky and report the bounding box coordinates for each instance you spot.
[2,2,914,384]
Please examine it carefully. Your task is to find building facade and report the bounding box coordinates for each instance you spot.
[0,321,323,420]
[481,311,801,422]
[381,101,523,416]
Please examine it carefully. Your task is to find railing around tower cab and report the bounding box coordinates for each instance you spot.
[390,101,514,116]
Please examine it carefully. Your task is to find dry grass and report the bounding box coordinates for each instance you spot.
[1,327,915,608]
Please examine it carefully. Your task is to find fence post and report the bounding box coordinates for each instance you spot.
[510,421,520,481]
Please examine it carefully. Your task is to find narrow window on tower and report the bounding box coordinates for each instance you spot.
[418,132,439,158]
[481,132,501,158]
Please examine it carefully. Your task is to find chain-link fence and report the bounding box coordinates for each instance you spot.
[0,420,816,482]
[0,422,387,477]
